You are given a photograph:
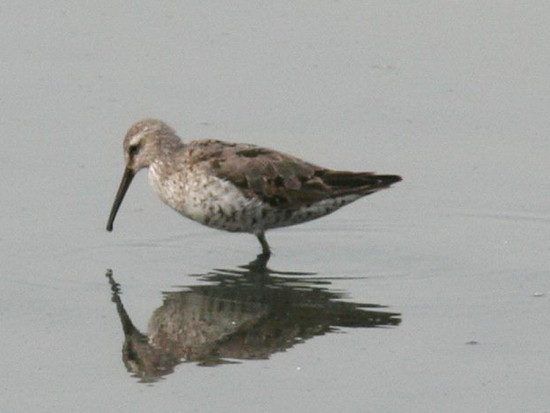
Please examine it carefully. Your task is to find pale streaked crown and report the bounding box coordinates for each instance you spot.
[122,119,183,171]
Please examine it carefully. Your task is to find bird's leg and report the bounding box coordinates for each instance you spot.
[256,232,271,258]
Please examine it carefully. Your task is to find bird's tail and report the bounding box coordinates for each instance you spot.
[316,170,402,196]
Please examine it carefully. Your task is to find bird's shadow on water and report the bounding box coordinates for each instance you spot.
[105,254,401,384]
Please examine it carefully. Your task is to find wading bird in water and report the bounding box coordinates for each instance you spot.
[106,119,401,257]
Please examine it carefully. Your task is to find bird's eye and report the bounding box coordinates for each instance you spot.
[128,144,140,156]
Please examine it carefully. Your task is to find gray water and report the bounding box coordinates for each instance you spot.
[2,2,549,412]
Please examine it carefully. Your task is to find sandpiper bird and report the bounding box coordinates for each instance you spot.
[106,119,401,256]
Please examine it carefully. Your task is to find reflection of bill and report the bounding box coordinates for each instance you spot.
[105,265,400,383]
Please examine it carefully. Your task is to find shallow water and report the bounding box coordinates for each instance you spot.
[2,2,550,412]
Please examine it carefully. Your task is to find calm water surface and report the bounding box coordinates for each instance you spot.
[2,2,549,412]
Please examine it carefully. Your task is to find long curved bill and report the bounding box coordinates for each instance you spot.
[106,167,135,231]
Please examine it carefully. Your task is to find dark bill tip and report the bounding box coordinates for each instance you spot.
[106,167,135,232]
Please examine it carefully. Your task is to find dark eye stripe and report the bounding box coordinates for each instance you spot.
[129,144,140,156]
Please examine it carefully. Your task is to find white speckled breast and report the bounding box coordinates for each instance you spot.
[149,161,265,233]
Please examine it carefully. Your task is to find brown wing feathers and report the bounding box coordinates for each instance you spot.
[200,140,401,207]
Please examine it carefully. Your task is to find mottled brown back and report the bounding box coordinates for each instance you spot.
[185,139,401,208]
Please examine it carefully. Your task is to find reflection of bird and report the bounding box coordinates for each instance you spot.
[105,267,400,382]
[106,119,401,256]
